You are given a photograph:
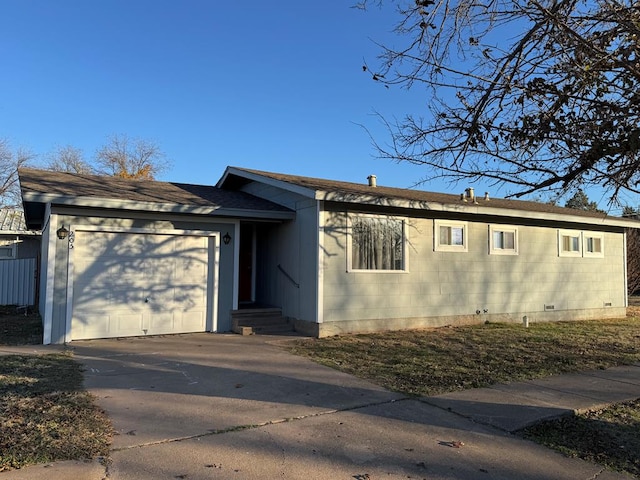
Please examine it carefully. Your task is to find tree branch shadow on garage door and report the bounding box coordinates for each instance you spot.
[71,232,211,339]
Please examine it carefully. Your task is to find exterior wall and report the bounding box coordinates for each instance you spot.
[16,236,40,259]
[0,235,40,259]
[239,184,320,325]
[45,208,236,344]
[316,209,626,336]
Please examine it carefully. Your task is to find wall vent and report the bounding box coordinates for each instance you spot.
[544,304,555,310]
[604,302,612,307]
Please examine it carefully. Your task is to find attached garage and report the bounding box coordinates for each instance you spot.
[70,229,217,340]
[18,167,294,344]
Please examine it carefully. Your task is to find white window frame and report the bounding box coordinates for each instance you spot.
[489,225,519,255]
[347,214,407,272]
[558,229,582,257]
[434,220,468,252]
[583,232,604,258]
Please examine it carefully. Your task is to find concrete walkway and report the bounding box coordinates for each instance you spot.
[1,333,639,480]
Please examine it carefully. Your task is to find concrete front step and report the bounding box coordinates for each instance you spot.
[231,308,294,335]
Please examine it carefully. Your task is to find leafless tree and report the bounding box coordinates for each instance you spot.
[359,0,640,203]
[622,206,640,295]
[0,139,34,207]
[47,145,95,175]
[95,134,169,180]
[627,228,640,296]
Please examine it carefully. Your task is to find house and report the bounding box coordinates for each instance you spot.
[19,166,638,344]
[0,209,40,305]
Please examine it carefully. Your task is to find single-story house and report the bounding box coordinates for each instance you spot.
[0,209,41,305]
[19,166,638,344]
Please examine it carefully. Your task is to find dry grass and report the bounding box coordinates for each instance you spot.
[0,306,42,346]
[0,307,112,471]
[286,316,640,477]
[0,353,112,471]
[520,399,640,477]
[286,318,640,396]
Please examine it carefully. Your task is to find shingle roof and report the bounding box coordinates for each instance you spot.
[231,167,615,221]
[19,168,292,214]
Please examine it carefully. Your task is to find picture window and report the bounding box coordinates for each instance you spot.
[349,215,405,271]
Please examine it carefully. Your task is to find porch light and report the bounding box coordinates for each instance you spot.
[223,232,231,245]
[56,225,69,240]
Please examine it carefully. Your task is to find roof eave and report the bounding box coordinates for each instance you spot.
[319,191,638,228]
[23,193,295,220]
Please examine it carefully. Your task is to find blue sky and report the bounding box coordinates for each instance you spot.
[0,1,628,210]
[0,1,480,193]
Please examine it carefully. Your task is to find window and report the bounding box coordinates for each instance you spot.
[0,240,16,258]
[434,220,468,252]
[558,230,605,258]
[489,226,518,255]
[559,230,582,257]
[350,215,405,271]
[583,232,604,257]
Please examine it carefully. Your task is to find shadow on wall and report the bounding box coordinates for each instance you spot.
[67,230,212,338]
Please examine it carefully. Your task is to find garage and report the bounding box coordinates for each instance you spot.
[71,230,214,340]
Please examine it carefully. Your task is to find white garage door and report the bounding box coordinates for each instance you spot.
[71,231,211,340]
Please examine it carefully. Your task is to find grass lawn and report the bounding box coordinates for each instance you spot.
[285,316,640,477]
[0,308,112,472]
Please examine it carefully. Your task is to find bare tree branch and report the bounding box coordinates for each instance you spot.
[1,139,35,208]
[361,0,640,202]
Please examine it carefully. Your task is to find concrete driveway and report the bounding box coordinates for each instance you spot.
[4,333,634,480]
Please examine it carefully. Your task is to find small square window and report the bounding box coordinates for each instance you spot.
[489,226,518,255]
[558,230,582,257]
[583,232,604,257]
[435,221,468,252]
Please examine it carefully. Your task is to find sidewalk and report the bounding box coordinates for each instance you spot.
[1,335,639,479]
[426,363,640,432]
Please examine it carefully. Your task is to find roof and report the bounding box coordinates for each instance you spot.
[0,209,39,235]
[19,168,294,230]
[220,167,639,229]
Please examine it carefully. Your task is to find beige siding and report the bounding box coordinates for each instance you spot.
[321,212,625,328]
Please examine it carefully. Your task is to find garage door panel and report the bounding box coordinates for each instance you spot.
[72,231,211,340]
[176,311,205,331]
[144,259,176,279]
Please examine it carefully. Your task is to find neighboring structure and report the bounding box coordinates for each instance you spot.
[19,167,639,344]
[0,209,41,305]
